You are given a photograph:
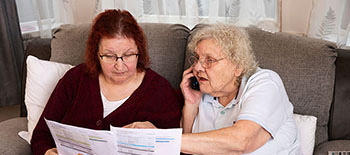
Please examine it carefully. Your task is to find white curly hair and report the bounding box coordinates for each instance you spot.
[188,24,258,78]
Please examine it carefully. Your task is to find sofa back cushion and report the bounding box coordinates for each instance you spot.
[245,27,336,146]
[51,24,89,66]
[51,23,189,89]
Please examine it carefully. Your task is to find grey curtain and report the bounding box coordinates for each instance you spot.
[0,0,24,107]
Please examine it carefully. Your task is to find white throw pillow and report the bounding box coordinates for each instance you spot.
[293,113,317,155]
[19,55,73,144]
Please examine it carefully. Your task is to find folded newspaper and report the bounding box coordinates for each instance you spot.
[45,119,182,155]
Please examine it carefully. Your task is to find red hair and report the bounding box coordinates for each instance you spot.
[85,9,149,77]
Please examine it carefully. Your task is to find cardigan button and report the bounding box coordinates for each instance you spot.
[96,120,102,126]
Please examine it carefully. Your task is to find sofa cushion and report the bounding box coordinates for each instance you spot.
[294,113,317,155]
[22,56,73,143]
[246,27,336,146]
[0,117,31,155]
[140,23,190,89]
[50,24,90,66]
[21,38,52,117]
[50,23,190,89]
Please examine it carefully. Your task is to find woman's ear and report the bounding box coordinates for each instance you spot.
[234,66,243,77]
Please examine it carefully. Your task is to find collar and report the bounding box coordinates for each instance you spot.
[202,76,248,109]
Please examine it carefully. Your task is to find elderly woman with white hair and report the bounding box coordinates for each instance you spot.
[180,25,302,154]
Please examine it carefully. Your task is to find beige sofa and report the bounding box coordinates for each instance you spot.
[1,23,349,154]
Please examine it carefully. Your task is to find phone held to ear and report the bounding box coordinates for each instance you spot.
[190,76,200,91]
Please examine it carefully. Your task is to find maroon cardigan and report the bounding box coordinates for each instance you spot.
[31,64,181,155]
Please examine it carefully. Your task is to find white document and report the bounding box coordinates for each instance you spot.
[45,119,117,155]
[110,126,182,155]
[45,119,182,155]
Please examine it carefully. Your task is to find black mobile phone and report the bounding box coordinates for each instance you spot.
[190,76,200,91]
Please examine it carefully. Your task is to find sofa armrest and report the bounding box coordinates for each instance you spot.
[329,49,350,140]
[0,117,31,155]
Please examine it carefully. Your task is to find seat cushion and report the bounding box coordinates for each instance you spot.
[314,140,350,155]
[0,117,31,155]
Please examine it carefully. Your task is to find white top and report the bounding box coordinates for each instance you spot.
[101,91,129,118]
[192,68,302,155]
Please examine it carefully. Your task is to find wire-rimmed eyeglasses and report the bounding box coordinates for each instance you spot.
[188,55,226,69]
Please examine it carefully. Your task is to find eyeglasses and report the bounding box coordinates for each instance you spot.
[189,55,226,69]
[99,53,139,64]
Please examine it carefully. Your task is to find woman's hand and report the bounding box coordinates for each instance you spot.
[123,121,157,129]
[180,66,203,132]
[180,66,202,107]
[45,148,58,155]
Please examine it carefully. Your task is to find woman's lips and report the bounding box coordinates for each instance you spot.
[198,77,208,82]
[113,72,125,75]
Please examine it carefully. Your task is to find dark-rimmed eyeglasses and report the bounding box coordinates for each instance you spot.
[99,53,139,64]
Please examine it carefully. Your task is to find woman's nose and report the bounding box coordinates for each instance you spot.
[114,59,124,70]
[193,60,205,72]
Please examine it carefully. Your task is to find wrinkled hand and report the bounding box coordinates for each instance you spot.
[123,121,157,129]
[45,148,58,155]
[180,66,202,107]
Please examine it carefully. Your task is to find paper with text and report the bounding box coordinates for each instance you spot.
[45,119,182,155]
[111,126,182,155]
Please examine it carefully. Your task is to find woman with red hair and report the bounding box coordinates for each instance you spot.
[31,9,181,155]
